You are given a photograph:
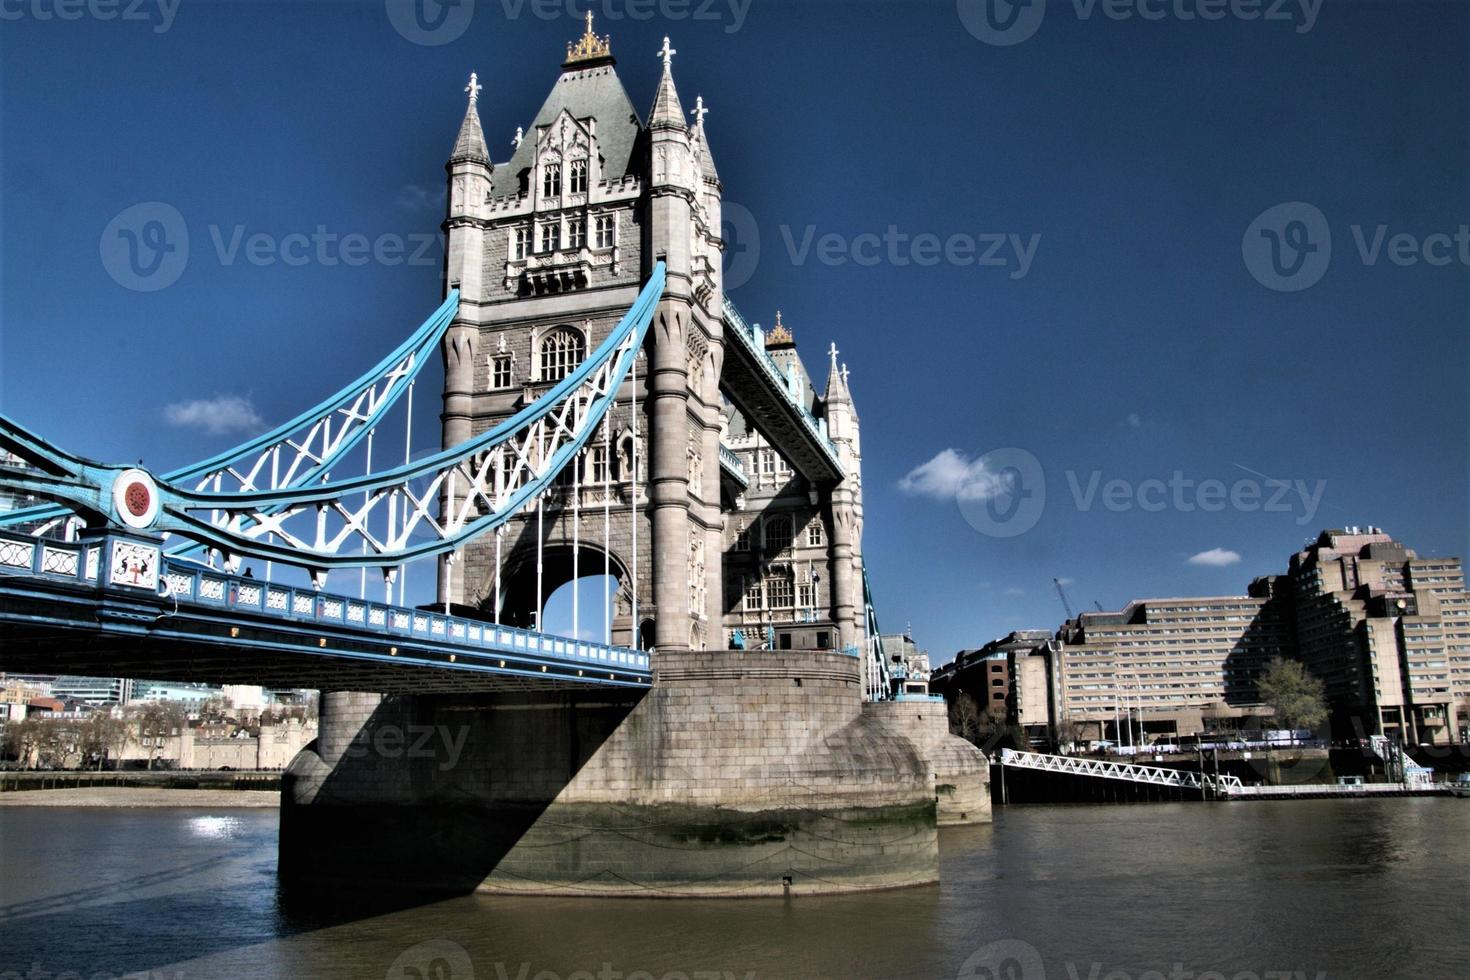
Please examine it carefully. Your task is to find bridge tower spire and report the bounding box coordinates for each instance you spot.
[441,71,494,602]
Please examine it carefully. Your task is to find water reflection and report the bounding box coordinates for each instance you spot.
[3,800,1469,980]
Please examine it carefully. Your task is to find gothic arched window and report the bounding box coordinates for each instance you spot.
[539,327,585,382]
[542,163,561,198]
[569,159,588,194]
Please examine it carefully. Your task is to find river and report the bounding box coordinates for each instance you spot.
[2,799,1466,979]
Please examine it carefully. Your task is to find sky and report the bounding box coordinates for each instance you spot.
[2,0,1467,661]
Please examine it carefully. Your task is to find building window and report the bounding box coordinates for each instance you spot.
[542,163,561,198]
[767,574,795,609]
[491,355,513,389]
[538,222,560,253]
[797,579,815,609]
[734,526,751,552]
[595,214,615,249]
[806,519,824,548]
[539,328,585,382]
[588,445,610,484]
[511,227,528,260]
[744,579,762,612]
[763,515,793,553]
[568,218,586,250]
[569,159,588,194]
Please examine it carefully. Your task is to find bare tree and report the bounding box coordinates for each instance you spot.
[133,702,187,770]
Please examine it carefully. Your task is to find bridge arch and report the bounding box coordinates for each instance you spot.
[486,541,636,645]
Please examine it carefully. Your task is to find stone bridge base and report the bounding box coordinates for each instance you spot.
[280,649,989,897]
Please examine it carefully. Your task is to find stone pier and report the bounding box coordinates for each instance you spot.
[280,649,989,897]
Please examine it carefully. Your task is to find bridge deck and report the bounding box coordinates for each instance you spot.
[0,530,650,694]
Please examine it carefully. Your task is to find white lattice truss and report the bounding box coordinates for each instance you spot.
[999,749,1243,792]
[178,322,642,571]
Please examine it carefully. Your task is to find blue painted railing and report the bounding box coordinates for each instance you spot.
[0,529,650,677]
[718,444,749,488]
[721,296,843,473]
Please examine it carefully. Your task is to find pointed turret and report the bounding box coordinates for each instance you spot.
[649,36,687,132]
[823,341,851,405]
[448,72,491,167]
[690,94,719,180]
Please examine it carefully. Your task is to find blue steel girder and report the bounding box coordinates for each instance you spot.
[0,528,650,693]
[720,297,844,486]
[0,265,666,574]
[0,290,460,543]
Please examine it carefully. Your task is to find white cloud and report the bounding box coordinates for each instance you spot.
[1056,576,1074,586]
[163,395,264,436]
[1003,587,1026,597]
[395,183,444,212]
[1187,547,1242,567]
[1126,412,1142,429]
[898,449,1011,502]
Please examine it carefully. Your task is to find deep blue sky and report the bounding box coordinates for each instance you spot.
[2,0,1467,660]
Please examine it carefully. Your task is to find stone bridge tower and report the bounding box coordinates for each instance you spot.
[437,20,727,651]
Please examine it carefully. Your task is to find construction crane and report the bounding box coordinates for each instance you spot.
[1053,578,1076,619]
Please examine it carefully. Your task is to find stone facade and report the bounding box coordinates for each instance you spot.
[435,23,865,657]
[282,650,989,896]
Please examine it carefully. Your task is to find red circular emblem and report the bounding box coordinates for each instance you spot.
[124,482,152,518]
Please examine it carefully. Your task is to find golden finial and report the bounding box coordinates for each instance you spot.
[565,10,612,66]
[767,310,794,347]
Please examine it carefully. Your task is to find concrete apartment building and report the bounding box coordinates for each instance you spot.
[1053,580,1294,743]
[938,528,1470,748]
[1288,527,1470,745]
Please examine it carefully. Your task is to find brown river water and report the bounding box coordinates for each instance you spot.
[2,798,1466,979]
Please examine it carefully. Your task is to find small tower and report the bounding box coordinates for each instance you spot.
[822,342,864,651]
[439,73,493,601]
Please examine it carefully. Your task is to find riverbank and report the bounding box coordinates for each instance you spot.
[0,787,279,807]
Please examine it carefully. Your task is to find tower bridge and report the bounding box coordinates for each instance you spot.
[0,19,989,898]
